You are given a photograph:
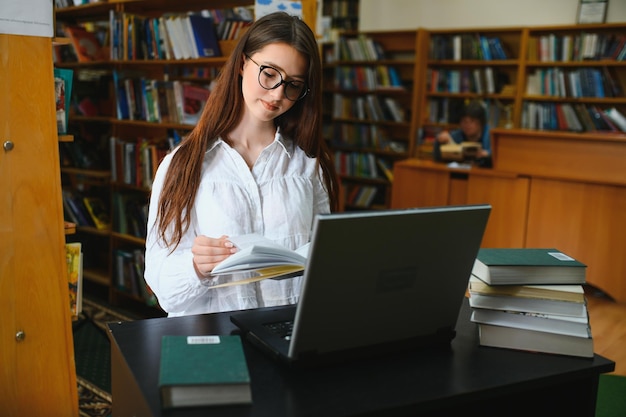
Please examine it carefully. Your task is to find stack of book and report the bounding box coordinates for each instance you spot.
[468,248,593,358]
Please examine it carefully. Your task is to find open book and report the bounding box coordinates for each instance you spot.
[202,234,308,289]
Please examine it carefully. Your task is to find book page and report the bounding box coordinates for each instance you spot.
[201,265,304,289]
[211,234,308,275]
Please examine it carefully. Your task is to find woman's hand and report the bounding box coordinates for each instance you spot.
[192,235,237,277]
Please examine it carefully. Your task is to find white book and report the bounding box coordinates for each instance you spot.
[468,292,587,318]
[604,107,626,132]
[172,80,185,123]
[211,233,308,275]
[173,15,193,59]
[478,323,594,358]
[471,308,591,338]
[526,71,541,95]
[182,14,199,59]
[163,16,183,60]
[484,67,495,94]
[452,35,461,61]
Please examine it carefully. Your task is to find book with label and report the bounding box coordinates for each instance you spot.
[159,335,252,409]
[472,248,586,285]
[477,323,594,358]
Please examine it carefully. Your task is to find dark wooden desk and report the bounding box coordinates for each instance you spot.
[107,300,615,417]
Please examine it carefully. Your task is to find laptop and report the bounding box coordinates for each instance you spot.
[230,204,491,366]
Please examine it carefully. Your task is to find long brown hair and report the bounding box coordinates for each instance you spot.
[156,12,339,250]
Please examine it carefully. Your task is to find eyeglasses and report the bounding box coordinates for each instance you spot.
[246,55,309,101]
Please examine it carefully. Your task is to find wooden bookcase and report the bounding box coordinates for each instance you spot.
[322,0,359,31]
[323,29,425,210]
[415,27,525,157]
[0,34,78,415]
[414,23,626,158]
[521,23,626,132]
[55,0,318,315]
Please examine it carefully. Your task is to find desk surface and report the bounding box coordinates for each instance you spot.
[107,300,615,417]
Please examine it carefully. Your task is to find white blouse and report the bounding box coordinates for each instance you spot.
[144,130,330,317]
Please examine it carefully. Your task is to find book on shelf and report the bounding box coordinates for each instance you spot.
[182,82,213,125]
[53,68,73,135]
[82,197,111,230]
[114,248,157,305]
[65,242,83,321]
[472,248,586,285]
[63,25,106,62]
[604,107,626,132]
[159,335,252,409]
[376,158,394,182]
[477,322,593,358]
[470,308,591,338]
[188,13,222,57]
[62,190,96,228]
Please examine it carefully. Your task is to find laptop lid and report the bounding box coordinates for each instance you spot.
[231,204,491,364]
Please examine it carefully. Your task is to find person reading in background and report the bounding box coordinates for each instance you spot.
[144,12,339,317]
[434,100,492,165]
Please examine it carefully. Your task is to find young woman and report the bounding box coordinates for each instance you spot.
[144,12,339,317]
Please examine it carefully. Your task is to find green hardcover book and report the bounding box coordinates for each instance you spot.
[472,248,586,286]
[159,335,252,409]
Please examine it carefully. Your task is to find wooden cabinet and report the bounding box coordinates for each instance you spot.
[391,129,626,303]
[492,128,626,303]
[0,34,78,416]
[390,159,529,248]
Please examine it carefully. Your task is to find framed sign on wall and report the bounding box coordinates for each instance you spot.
[577,0,608,24]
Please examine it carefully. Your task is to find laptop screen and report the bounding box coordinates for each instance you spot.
[232,204,491,364]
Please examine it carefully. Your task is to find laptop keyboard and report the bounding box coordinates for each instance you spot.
[264,321,294,340]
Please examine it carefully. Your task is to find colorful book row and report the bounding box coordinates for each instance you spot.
[525,67,622,98]
[114,248,158,306]
[109,9,251,61]
[528,32,626,62]
[112,70,214,125]
[521,102,626,132]
[332,94,406,123]
[429,34,510,61]
[334,65,404,91]
[427,67,511,95]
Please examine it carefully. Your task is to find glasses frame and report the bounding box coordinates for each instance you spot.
[245,55,309,102]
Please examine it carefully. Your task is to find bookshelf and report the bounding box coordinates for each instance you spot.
[521,23,626,133]
[323,29,424,210]
[55,0,318,315]
[0,34,78,414]
[416,27,524,158]
[322,0,359,31]
[414,23,626,159]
